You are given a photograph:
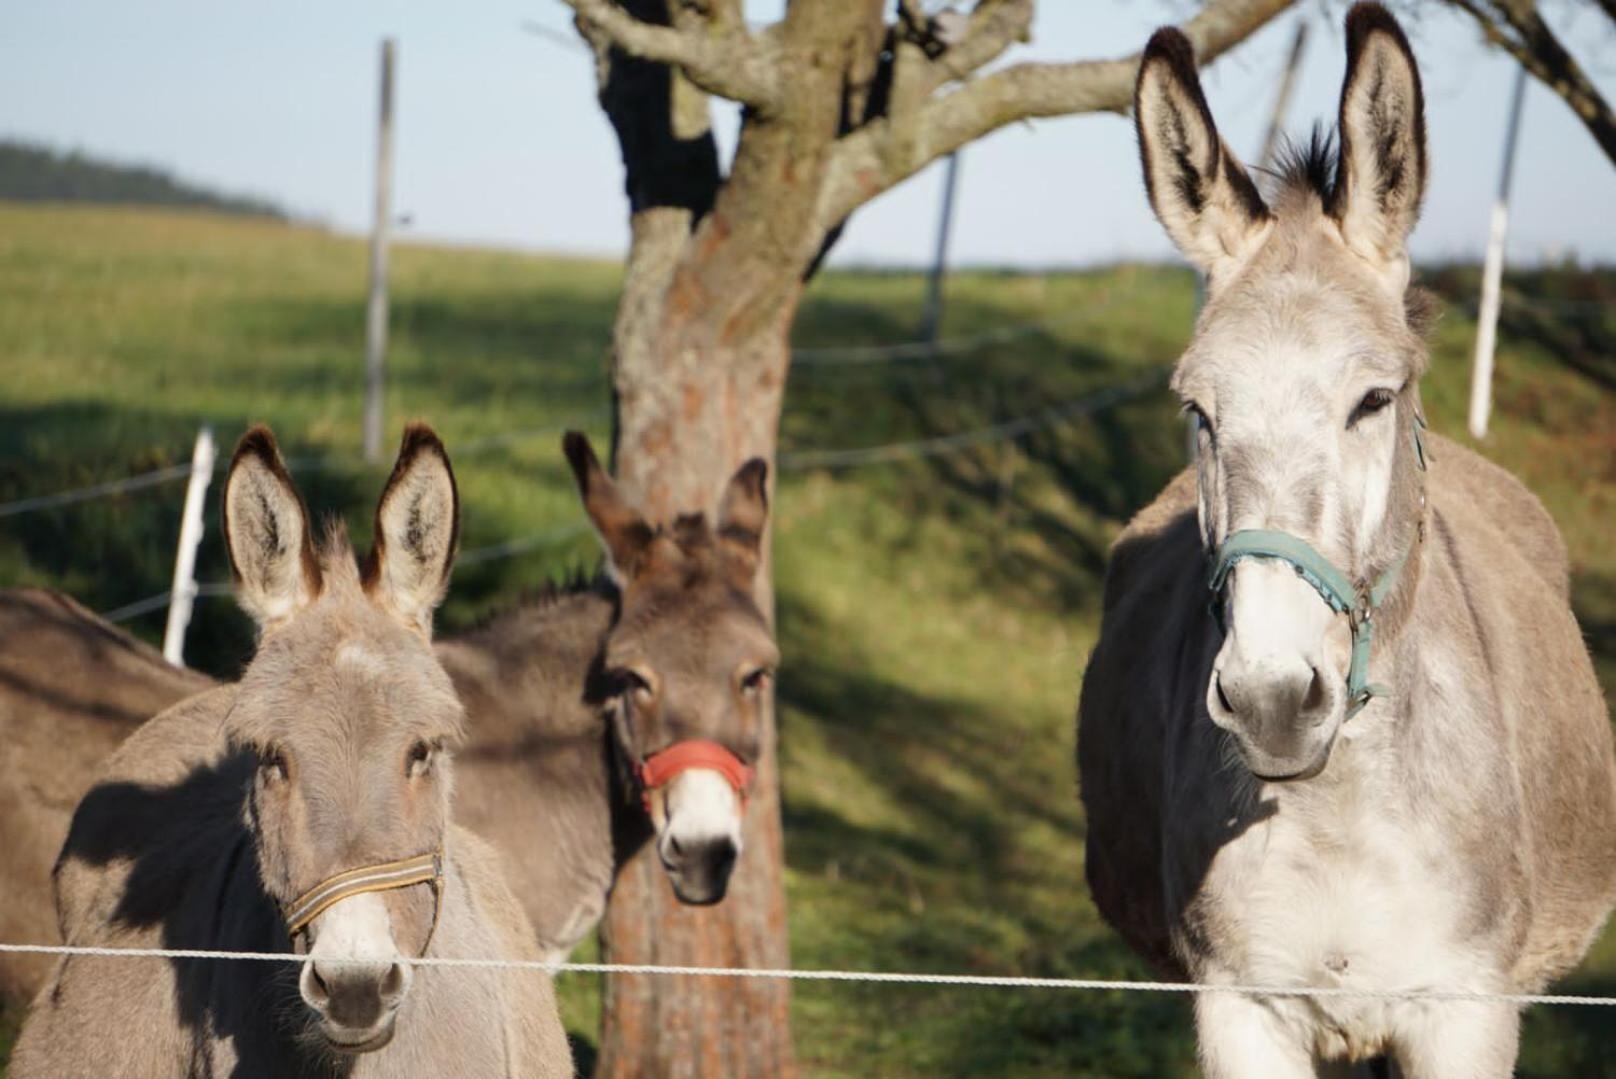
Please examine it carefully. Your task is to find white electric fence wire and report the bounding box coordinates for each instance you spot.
[0,943,1609,1007]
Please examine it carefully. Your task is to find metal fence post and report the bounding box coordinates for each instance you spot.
[1468,65,1529,441]
[364,38,397,463]
[163,426,216,666]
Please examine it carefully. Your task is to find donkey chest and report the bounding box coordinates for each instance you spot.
[1187,807,1488,987]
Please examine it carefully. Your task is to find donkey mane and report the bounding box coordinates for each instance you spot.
[1260,125,1444,338]
[1264,125,1337,207]
[309,519,364,590]
[461,568,610,636]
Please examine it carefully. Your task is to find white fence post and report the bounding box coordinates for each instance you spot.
[162,426,216,666]
[1468,65,1529,441]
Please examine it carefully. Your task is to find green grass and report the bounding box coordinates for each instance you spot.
[1,203,1612,1075]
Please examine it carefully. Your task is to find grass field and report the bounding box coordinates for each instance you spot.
[1,203,1612,1075]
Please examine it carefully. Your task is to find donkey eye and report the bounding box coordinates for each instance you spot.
[740,668,772,696]
[259,747,288,785]
[616,670,655,705]
[1349,388,1397,427]
[1182,402,1213,437]
[406,740,434,778]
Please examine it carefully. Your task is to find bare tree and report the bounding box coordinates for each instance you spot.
[1439,0,1616,165]
[561,0,1293,1072]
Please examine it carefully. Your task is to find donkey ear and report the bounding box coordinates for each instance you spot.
[562,431,653,583]
[223,425,322,632]
[1134,28,1270,281]
[1329,4,1426,273]
[363,423,459,638]
[716,458,769,576]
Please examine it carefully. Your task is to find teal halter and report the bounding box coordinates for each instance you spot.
[1208,532,1409,718]
[1205,416,1427,720]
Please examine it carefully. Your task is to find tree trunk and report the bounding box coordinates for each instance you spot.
[597,277,800,1076]
[590,6,876,1068]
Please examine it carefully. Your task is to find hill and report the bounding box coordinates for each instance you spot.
[0,141,285,218]
[0,204,1611,1075]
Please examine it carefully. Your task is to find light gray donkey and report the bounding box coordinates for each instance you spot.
[1078,5,1616,1076]
[10,425,571,1077]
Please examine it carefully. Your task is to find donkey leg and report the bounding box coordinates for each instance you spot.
[1391,1001,1518,1079]
[1196,991,1315,1079]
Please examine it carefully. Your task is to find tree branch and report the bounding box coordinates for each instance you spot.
[1444,0,1616,167]
[917,0,1035,97]
[818,0,1294,232]
[563,0,780,109]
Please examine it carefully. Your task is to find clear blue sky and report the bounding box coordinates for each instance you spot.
[2,1,1612,266]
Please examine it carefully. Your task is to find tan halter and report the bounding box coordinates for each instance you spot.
[284,850,445,957]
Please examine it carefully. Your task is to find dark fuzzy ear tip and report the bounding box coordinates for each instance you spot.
[397,421,447,464]
[231,424,282,469]
[561,431,597,477]
[1142,26,1196,74]
[737,458,768,491]
[1345,3,1410,51]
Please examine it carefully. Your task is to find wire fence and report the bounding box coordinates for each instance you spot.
[0,942,1610,1007]
[779,370,1166,470]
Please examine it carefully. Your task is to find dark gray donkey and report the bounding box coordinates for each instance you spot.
[10,426,570,1076]
[1078,5,1616,1075]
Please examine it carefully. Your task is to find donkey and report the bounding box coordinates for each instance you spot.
[10,426,571,1076]
[1077,6,1616,1076]
[0,431,776,996]
[444,431,778,956]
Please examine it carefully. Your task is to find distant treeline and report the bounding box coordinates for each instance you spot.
[0,140,286,219]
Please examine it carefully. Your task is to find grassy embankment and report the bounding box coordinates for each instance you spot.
[1,204,1612,1075]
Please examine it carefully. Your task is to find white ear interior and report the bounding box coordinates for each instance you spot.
[371,446,457,637]
[1334,27,1426,271]
[1135,52,1270,283]
[224,452,318,631]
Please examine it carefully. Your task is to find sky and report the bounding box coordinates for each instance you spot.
[2,1,1613,267]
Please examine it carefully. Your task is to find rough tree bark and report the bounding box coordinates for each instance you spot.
[1438,0,1616,167]
[563,1,1293,1073]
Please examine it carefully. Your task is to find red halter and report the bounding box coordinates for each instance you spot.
[635,740,755,813]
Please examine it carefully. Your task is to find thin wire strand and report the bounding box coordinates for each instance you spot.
[0,463,193,520]
[780,370,1168,471]
[0,943,1608,1007]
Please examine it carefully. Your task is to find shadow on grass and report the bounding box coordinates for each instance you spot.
[785,289,1185,622]
[777,594,1195,1074]
[1519,971,1616,1079]
[0,402,375,678]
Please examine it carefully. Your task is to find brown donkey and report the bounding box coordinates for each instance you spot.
[1078,6,1616,1076]
[10,426,570,1076]
[445,432,778,954]
[0,431,776,998]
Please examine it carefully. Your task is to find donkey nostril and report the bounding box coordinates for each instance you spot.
[1214,674,1235,715]
[668,835,685,858]
[380,963,405,1002]
[307,965,330,1005]
[1303,667,1327,714]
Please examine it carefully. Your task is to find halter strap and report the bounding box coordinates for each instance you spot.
[1208,531,1412,719]
[284,850,445,956]
[636,740,755,813]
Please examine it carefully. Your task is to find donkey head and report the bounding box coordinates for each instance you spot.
[563,432,778,905]
[1137,4,1430,779]
[222,424,463,1053]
